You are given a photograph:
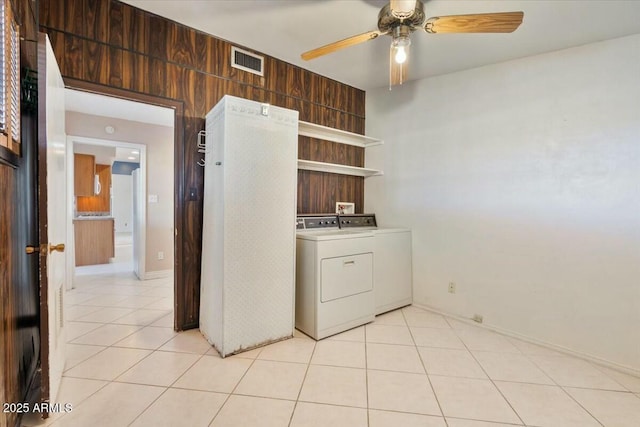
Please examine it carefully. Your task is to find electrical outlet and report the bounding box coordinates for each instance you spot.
[472,314,483,323]
[157,251,164,260]
[448,282,456,293]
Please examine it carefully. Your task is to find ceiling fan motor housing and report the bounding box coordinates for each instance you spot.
[378,1,426,34]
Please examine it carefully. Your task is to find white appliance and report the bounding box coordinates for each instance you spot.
[372,228,412,314]
[295,215,375,339]
[200,95,299,357]
[338,215,413,315]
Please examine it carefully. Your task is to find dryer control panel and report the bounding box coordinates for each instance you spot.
[296,215,339,230]
[339,214,377,228]
[296,214,377,230]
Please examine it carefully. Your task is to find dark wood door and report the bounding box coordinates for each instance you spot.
[0,60,41,427]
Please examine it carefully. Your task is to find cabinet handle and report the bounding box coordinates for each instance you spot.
[343,260,355,266]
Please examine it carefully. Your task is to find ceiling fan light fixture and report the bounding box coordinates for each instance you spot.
[390,0,417,19]
[392,36,411,64]
[389,25,411,87]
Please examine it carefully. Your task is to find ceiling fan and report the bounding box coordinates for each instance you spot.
[301,0,524,87]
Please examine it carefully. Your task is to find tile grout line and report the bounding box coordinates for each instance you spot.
[401,308,450,427]
[287,336,318,426]
[125,344,210,426]
[364,322,370,427]
[523,354,606,427]
[448,321,527,426]
[586,359,639,393]
[207,344,267,426]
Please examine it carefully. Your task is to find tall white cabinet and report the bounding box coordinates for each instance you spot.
[200,96,299,357]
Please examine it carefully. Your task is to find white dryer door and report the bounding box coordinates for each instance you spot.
[321,253,373,302]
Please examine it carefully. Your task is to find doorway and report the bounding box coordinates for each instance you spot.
[62,90,177,374]
[64,89,175,283]
[67,136,148,281]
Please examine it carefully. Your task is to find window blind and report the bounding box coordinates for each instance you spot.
[0,1,6,134]
[9,17,18,142]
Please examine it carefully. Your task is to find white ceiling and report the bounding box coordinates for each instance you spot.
[66,89,167,163]
[121,0,640,90]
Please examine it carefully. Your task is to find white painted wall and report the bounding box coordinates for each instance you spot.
[112,174,133,232]
[365,35,640,372]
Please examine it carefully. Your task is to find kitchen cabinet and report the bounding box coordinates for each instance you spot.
[297,121,383,177]
[76,164,111,212]
[74,153,95,196]
[74,218,114,266]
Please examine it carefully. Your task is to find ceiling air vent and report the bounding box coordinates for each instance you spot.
[231,47,264,76]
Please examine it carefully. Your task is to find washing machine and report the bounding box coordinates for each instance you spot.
[340,214,413,315]
[295,215,375,339]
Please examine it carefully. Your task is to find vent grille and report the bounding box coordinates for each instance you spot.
[231,47,264,76]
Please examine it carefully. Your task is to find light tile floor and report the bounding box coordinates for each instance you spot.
[22,271,640,426]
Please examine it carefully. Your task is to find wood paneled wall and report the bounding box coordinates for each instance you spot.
[39,0,367,329]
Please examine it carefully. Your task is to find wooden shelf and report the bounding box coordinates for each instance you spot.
[297,121,384,177]
[298,159,382,177]
[299,121,383,148]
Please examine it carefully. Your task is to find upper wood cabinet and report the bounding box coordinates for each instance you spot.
[94,164,111,212]
[76,164,111,213]
[74,153,96,196]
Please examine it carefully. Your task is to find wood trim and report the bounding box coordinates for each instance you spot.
[0,143,18,167]
[62,77,185,331]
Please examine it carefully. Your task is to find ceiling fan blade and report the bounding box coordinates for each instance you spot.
[425,11,524,34]
[389,45,409,87]
[301,30,383,61]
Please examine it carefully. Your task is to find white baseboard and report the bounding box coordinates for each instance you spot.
[413,302,640,378]
[142,269,173,280]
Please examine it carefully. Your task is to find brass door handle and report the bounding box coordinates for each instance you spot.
[26,243,65,254]
[49,243,65,253]
[26,243,48,255]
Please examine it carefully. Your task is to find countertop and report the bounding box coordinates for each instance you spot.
[73,216,114,221]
